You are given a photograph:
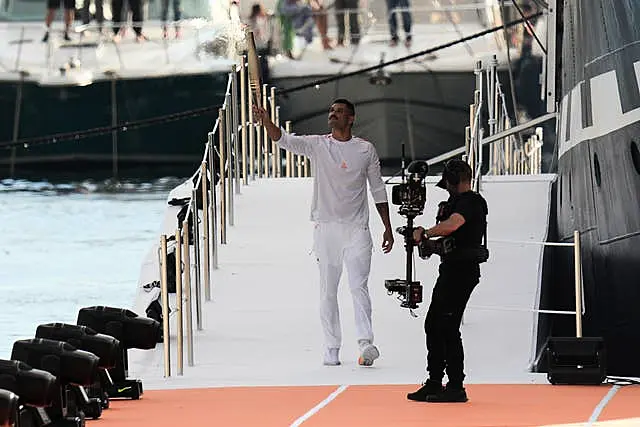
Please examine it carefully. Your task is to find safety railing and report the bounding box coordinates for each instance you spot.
[478,230,585,335]
[155,52,310,377]
[462,54,545,190]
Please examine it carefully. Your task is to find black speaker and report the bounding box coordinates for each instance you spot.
[545,337,606,385]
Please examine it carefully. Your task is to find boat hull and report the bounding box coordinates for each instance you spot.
[0,71,229,180]
[272,70,515,172]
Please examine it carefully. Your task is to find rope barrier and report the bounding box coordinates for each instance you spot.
[0,105,220,151]
[467,304,577,315]
[489,239,575,247]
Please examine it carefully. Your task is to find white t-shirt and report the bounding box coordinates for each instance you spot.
[276,129,388,226]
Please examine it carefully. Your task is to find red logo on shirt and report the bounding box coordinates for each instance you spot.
[340,160,347,169]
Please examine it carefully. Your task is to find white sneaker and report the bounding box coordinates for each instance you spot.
[323,348,341,366]
[358,341,380,366]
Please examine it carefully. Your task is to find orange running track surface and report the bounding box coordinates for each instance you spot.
[95,384,640,427]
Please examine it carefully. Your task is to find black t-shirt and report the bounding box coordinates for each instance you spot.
[447,191,488,250]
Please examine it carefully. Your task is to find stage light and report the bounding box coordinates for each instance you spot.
[77,306,161,400]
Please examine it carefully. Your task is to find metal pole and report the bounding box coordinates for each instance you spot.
[573,230,583,338]
[248,76,256,181]
[262,83,269,177]
[208,132,219,269]
[174,228,183,375]
[488,55,497,174]
[232,66,241,194]
[182,222,194,366]
[285,120,292,177]
[225,94,235,226]
[108,72,118,181]
[270,86,277,178]
[14,26,25,71]
[240,56,248,185]
[473,60,482,188]
[275,104,281,177]
[468,102,476,169]
[546,0,557,114]
[201,162,211,301]
[191,193,203,331]
[218,108,227,244]
[9,71,26,178]
[159,235,170,377]
[256,91,263,178]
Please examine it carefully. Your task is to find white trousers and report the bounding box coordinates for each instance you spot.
[313,222,374,349]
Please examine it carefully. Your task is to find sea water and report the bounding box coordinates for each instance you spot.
[0,178,182,358]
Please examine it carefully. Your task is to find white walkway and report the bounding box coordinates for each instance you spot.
[129,174,556,390]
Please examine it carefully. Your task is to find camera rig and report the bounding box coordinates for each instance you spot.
[384,158,429,313]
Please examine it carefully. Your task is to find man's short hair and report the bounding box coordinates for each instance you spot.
[332,98,355,116]
[436,159,473,188]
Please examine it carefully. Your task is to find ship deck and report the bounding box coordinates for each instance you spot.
[116,175,640,426]
[97,384,640,427]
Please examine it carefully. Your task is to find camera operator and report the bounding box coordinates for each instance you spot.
[407,159,488,403]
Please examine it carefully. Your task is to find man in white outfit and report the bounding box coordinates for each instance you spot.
[253,99,394,366]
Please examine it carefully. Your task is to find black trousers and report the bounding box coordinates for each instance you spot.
[112,0,144,36]
[334,0,360,44]
[424,261,480,386]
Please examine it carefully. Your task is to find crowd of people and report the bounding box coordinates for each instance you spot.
[42,0,183,42]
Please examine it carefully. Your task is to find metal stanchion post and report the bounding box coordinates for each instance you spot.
[182,222,194,366]
[174,228,183,375]
[275,104,281,177]
[240,56,248,185]
[270,86,277,178]
[285,121,292,177]
[487,55,497,173]
[201,162,211,301]
[225,94,235,226]
[208,132,219,269]
[232,66,241,194]
[248,80,256,181]
[159,235,170,377]
[256,91,263,178]
[262,84,269,177]
[191,192,203,331]
[218,109,227,244]
[473,60,483,191]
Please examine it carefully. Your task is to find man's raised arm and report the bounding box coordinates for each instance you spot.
[252,105,314,157]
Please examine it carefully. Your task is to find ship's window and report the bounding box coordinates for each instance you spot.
[568,173,572,202]
[632,141,640,176]
[558,176,562,206]
[593,153,602,187]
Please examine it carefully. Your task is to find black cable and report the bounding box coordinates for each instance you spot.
[278,12,542,96]
[0,104,220,150]
[2,13,541,152]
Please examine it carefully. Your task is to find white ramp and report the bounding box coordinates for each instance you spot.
[129,174,556,390]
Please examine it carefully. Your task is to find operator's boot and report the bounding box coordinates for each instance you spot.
[407,379,444,402]
[426,383,468,403]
